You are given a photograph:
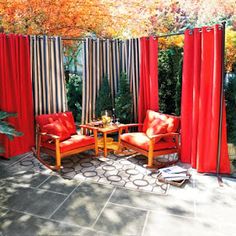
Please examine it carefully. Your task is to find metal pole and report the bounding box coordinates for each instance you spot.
[61,31,185,41]
[216,21,226,186]
[158,31,184,38]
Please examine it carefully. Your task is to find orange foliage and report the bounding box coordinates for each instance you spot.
[225,28,236,72]
[0,0,113,37]
[0,0,235,68]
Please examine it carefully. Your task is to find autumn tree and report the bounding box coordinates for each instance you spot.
[0,0,235,69]
[0,0,114,37]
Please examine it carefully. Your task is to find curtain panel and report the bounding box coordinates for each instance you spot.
[181,25,230,174]
[82,38,140,124]
[30,36,67,116]
[121,39,140,122]
[138,36,159,124]
[0,33,34,158]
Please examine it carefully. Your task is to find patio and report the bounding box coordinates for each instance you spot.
[0,152,236,236]
[1,2,236,236]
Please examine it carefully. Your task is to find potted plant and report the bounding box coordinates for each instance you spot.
[0,110,23,154]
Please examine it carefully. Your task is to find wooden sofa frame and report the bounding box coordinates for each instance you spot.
[118,123,180,168]
[36,124,98,170]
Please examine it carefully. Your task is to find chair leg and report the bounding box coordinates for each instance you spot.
[94,129,98,156]
[55,153,61,170]
[147,151,154,167]
[55,139,61,170]
[147,139,154,168]
[36,134,41,160]
[95,145,98,156]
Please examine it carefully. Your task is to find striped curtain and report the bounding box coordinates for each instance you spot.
[121,39,140,122]
[30,36,67,115]
[82,38,140,124]
[82,38,121,124]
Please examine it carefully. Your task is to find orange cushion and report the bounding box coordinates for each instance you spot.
[120,132,176,151]
[146,119,168,142]
[58,112,77,135]
[42,134,95,153]
[165,116,180,133]
[42,120,71,141]
[163,116,180,142]
[36,112,77,135]
[143,110,168,132]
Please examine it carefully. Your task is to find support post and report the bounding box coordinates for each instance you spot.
[216,21,226,185]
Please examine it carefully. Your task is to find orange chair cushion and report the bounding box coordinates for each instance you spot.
[36,112,77,135]
[121,132,176,151]
[42,120,71,142]
[143,110,168,132]
[146,119,168,142]
[42,134,95,153]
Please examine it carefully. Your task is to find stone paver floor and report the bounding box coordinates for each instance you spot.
[0,152,236,236]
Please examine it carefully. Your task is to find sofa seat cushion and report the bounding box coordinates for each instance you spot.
[36,112,77,135]
[121,132,176,151]
[42,134,95,153]
[42,120,71,141]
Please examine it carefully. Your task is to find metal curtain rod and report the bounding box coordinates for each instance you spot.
[1,31,184,40]
[60,31,185,41]
[157,31,184,38]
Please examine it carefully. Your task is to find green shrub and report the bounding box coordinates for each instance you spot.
[95,76,113,118]
[225,73,236,145]
[158,47,183,115]
[115,73,133,123]
[66,74,82,123]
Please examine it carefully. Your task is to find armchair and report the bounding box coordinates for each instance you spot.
[118,110,180,168]
[35,112,98,170]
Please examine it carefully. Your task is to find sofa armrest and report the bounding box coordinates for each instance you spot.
[39,132,60,140]
[79,124,98,131]
[147,132,179,140]
[119,123,143,132]
[79,125,98,137]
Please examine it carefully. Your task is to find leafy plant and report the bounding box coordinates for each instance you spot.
[158,46,183,115]
[225,72,236,145]
[66,73,82,123]
[115,72,133,123]
[95,76,113,118]
[0,111,23,154]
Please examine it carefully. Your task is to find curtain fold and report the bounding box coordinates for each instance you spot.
[138,36,159,124]
[30,36,67,115]
[82,38,140,124]
[181,25,230,173]
[0,33,34,158]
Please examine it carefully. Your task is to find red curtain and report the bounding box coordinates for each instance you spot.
[138,36,159,123]
[0,34,34,158]
[181,25,230,173]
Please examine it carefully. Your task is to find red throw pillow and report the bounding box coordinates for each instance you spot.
[42,120,71,142]
[146,119,168,142]
[143,110,167,132]
[166,116,180,133]
[163,116,180,142]
[58,112,77,135]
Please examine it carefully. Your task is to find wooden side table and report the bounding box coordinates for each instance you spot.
[96,124,120,157]
[81,123,122,157]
